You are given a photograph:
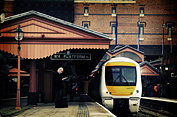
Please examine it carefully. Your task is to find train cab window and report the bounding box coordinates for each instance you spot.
[105,66,136,86]
[122,67,136,83]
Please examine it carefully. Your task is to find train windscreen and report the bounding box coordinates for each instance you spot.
[105,66,136,86]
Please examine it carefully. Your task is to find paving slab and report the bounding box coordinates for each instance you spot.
[0,95,115,117]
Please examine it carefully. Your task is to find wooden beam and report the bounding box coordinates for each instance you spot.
[74,0,136,4]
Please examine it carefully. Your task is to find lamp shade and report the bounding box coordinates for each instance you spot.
[15,25,23,41]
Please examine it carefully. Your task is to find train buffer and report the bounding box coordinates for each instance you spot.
[0,94,116,117]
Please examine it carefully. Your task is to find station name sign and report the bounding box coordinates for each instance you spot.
[50,53,91,60]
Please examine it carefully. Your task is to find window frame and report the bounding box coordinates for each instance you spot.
[140,7,144,14]
[139,24,144,39]
[112,7,116,14]
[84,23,89,29]
[112,24,116,39]
[105,66,137,86]
[168,24,172,38]
[84,7,89,14]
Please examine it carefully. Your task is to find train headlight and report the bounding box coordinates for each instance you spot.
[103,90,109,94]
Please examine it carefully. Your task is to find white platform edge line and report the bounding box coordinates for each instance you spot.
[87,95,117,117]
[141,97,177,104]
[95,102,117,117]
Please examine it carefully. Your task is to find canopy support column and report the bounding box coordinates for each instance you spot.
[28,60,37,105]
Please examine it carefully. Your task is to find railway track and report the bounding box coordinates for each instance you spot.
[139,106,176,117]
[139,97,177,117]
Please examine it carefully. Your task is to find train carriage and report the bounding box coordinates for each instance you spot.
[89,57,142,113]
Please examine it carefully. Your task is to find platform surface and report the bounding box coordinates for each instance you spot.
[0,95,116,117]
[141,97,177,103]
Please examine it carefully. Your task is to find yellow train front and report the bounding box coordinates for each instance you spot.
[89,57,142,113]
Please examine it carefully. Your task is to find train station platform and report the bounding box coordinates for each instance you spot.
[141,96,177,103]
[0,94,116,117]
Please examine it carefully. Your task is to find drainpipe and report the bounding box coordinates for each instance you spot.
[137,20,140,51]
[115,15,118,46]
[170,26,173,53]
[162,21,165,56]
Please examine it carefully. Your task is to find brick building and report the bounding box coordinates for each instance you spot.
[74,0,177,61]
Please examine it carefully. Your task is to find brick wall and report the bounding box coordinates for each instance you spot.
[4,0,14,17]
[74,0,177,46]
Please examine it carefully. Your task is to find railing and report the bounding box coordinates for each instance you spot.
[74,0,136,3]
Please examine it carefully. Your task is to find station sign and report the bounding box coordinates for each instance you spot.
[50,53,91,60]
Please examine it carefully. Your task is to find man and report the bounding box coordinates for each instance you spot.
[54,67,66,108]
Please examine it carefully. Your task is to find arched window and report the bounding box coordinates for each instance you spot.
[116,51,142,62]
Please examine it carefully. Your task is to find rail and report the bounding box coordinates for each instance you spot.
[140,97,177,116]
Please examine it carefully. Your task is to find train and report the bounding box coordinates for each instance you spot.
[88,57,142,113]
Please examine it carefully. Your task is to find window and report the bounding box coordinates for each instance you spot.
[169,27,172,38]
[105,66,136,86]
[82,21,90,28]
[116,51,142,62]
[112,24,116,39]
[139,24,144,40]
[168,25,172,41]
[84,7,89,16]
[84,7,88,14]
[112,7,116,16]
[140,7,144,14]
[84,24,88,29]
[112,7,116,14]
[140,7,144,17]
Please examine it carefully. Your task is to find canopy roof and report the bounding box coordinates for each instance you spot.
[0,10,111,59]
[140,61,160,76]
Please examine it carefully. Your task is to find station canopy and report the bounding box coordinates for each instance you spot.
[0,10,111,59]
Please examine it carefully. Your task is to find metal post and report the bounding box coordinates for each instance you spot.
[137,20,140,50]
[115,15,118,46]
[170,38,172,53]
[162,22,165,56]
[16,34,21,109]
